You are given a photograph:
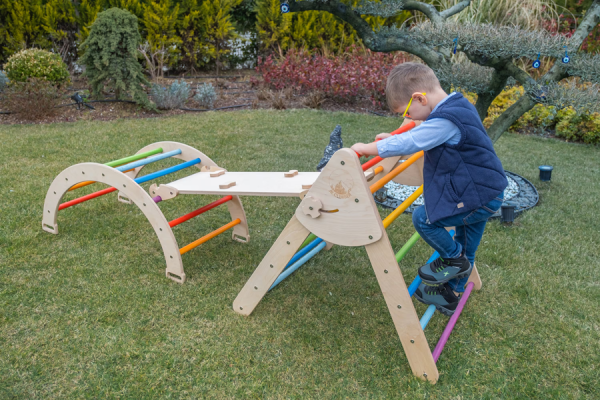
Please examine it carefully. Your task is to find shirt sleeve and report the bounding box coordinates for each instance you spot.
[376,118,461,158]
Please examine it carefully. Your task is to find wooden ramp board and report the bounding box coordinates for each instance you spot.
[164,171,321,197]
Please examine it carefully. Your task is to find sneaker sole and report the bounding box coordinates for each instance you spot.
[414,293,456,317]
[418,263,473,285]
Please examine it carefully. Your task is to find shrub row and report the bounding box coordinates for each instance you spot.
[255,46,409,106]
[0,0,412,74]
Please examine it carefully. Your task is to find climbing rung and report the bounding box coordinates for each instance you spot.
[115,149,182,172]
[420,305,436,329]
[169,195,233,228]
[432,282,475,362]
[179,218,241,255]
[59,158,201,210]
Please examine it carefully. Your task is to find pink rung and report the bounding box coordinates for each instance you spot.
[432,282,475,363]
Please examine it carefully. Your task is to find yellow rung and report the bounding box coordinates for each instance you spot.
[382,185,424,229]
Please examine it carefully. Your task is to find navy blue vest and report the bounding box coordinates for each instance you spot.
[423,93,507,223]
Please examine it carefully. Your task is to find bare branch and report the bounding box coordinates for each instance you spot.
[287,0,376,44]
[543,0,600,83]
[440,1,471,20]
[402,1,443,24]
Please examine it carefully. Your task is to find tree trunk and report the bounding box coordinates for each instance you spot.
[474,72,509,122]
[486,94,536,143]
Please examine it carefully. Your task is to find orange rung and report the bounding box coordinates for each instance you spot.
[68,168,135,191]
[179,218,241,255]
[369,151,424,194]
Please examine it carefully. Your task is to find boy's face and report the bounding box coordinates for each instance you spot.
[395,92,430,121]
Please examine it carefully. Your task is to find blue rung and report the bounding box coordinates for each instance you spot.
[134,158,201,184]
[116,149,182,172]
[270,241,327,290]
[285,237,324,271]
[420,305,436,329]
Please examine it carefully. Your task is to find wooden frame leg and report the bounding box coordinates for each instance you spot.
[233,216,310,316]
[467,263,482,290]
[365,231,439,383]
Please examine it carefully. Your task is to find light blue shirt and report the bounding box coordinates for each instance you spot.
[376,92,461,158]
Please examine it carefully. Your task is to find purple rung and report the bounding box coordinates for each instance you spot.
[153,195,162,203]
[432,282,475,363]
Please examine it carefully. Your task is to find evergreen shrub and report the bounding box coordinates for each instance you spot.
[194,83,217,109]
[151,79,191,110]
[80,8,151,108]
[3,49,69,84]
[0,71,8,92]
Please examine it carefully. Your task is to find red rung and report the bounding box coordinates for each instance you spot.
[169,195,233,228]
[58,186,117,210]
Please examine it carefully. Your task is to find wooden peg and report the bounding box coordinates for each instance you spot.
[284,170,299,177]
[300,196,322,219]
[201,165,224,173]
[302,184,312,190]
[219,181,236,189]
[210,170,225,178]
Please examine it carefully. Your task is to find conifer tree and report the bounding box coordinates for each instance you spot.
[201,0,242,77]
[142,0,181,77]
[41,0,79,68]
[177,0,204,72]
[0,0,48,62]
[256,0,292,53]
[76,0,103,45]
[80,7,151,107]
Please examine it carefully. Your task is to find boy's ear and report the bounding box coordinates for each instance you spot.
[413,92,427,105]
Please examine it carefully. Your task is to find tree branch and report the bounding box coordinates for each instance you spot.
[287,0,447,66]
[402,1,443,24]
[287,1,375,43]
[487,95,536,143]
[440,1,471,20]
[474,70,509,120]
[487,0,600,143]
[545,0,600,82]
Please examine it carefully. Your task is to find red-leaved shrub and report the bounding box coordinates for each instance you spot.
[254,46,410,107]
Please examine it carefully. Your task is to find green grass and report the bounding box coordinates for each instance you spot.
[1,109,599,398]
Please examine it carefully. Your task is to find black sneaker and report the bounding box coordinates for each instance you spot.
[414,282,459,316]
[418,253,472,285]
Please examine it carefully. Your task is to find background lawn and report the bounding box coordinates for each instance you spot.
[1,110,599,399]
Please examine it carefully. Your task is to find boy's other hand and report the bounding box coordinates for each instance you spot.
[375,133,392,140]
[351,142,379,157]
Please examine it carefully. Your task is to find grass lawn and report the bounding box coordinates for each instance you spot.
[1,109,599,398]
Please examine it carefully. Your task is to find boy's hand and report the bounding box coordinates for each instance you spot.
[375,133,392,141]
[351,142,379,157]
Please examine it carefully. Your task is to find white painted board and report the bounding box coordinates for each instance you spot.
[165,171,321,197]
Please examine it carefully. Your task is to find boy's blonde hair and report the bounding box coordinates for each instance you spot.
[386,62,441,112]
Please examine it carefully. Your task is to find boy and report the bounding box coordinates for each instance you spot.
[351,62,507,316]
